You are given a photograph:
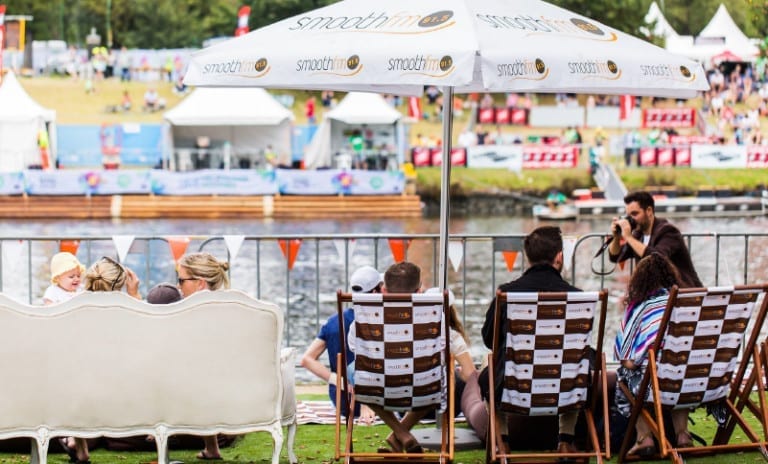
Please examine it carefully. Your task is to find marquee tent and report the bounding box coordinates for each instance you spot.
[666,4,760,64]
[0,71,57,171]
[163,87,294,169]
[303,92,405,169]
[642,2,679,41]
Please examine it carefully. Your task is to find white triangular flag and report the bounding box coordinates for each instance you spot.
[562,235,577,271]
[112,235,135,262]
[448,241,464,273]
[333,239,356,259]
[223,235,246,261]
[2,240,25,263]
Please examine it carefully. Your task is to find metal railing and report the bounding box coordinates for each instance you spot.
[2,232,767,350]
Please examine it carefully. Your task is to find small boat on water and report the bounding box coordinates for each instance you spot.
[532,203,579,220]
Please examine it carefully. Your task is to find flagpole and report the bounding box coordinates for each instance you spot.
[438,86,454,291]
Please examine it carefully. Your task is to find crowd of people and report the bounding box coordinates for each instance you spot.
[36,189,708,459]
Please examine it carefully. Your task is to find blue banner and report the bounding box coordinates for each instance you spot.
[0,172,25,195]
[150,169,278,195]
[24,170,152,195]
[57,124,164,168]
[277,169,404,195]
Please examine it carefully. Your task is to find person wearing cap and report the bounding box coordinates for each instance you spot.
[42,252,86,305]
[300,265,380,424]
[146,282,183,305]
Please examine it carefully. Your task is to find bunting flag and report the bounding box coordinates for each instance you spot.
[2,240,24,263]
[278,239,302,271]
[562,235,577,271]
[0,5,5,79]
[388,239,411,263]
[502,251,518,272]
[112,235,135,262]
[448,241,464,272]
[235,5,251,36]
[619,94,634,121]
[166,236,190,263]
[59,240,80,255]
[223,235,245,261]
[408,96,422,120]
[332,239,355,259]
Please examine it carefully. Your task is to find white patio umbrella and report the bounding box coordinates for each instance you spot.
[185,0,709,289]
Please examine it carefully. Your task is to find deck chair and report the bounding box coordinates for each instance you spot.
[334,291,454,464]
[617,284,768,464]
[488,290,610,464]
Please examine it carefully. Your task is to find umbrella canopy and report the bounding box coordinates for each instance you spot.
[185,0,709,288]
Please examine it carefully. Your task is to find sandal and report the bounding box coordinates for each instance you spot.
[677,432,694,448]
[628,435,656,457]
[58,437,78,463]
[196,450,223,460]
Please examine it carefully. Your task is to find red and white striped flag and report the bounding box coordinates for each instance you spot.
[235,6,251,37]
[408,96,422,120]
[0,5,6,79]
[619,95,634,121]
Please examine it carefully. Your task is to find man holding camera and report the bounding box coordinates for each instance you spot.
[608,191,702,288]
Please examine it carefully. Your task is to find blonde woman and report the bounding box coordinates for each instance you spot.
[58,256,141,463]
[176,252,230,460]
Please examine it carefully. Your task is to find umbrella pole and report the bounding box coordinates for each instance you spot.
[438,86,454,291]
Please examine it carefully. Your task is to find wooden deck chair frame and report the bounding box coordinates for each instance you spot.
[617,284,768,464]
[333,291,454,464]
[488,290,610,464]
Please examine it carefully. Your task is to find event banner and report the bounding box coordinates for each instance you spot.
[642,108,696,128]
[24,170,152,195]
[523,145,579,169]
[0,172,24,195]
[278,169,404,195]
[150,169,279,195]
[690,144,747,169]
[466,145,524,170]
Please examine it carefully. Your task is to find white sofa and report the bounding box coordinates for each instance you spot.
[0,290,297,464]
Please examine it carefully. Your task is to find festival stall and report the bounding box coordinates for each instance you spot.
[303,92,405,170]
[163,87,293,170]
[0,71,57,171]
[666,4,760,64]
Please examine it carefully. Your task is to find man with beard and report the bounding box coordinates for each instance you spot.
[608,191,702,288]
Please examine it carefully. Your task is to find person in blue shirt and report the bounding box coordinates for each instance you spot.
[300,265,380,423]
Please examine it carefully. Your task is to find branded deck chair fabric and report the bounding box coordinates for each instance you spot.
[488,291,609,464]
[618,284,768,464]
[334,291,454,463]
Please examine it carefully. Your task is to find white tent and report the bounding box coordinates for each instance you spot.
[642,2,679,40]
[0,72,57,171]
[304,92,404,170]
[666,4,760,64]
[163,87,294,169]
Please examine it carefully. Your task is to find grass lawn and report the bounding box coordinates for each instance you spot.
[0,403,765,464]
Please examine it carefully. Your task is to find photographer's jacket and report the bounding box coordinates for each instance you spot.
[608,217,702,288]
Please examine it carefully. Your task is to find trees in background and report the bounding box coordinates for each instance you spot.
[1,0,765,49]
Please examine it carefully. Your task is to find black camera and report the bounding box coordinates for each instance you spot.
[614,215,637,234]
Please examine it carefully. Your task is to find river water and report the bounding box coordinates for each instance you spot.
[2,215,767,382]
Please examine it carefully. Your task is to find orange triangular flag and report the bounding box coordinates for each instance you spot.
[388,239,412,263]
[278,239,302,271]
[59,240,80,255]
[167,236,190,263]
[502,251,518,272]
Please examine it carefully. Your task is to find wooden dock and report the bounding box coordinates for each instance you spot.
[0,194,424,219]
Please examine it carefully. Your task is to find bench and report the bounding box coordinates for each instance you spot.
[0,290,297,464]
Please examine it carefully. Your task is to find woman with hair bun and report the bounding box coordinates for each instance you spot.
[176,252,230,460]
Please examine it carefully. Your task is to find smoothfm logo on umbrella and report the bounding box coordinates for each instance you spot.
[388,54,454,78]
[296,54,362,77]
[201,57,270,78]
[639,63,697,83]
[289,10,455,34]
[497,58,549,82]
[568,59,621,80]
[476,13,617,42]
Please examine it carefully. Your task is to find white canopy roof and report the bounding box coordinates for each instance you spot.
[667,4,759,63]
[0,71,56,123]
[163,87,293,126]
[325,92,402,125]
[643,2,678,39]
